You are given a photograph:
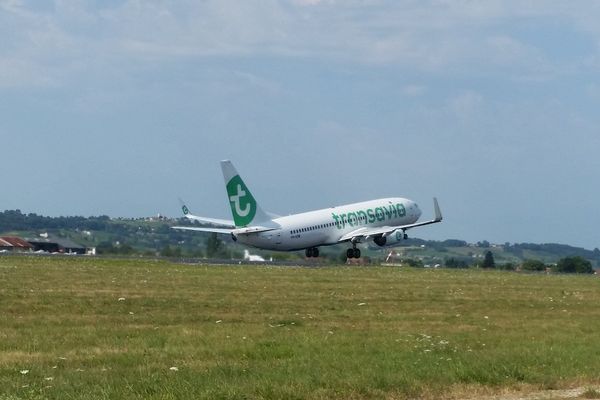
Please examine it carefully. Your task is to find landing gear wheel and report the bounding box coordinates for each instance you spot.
[305,247,319,258]
[353,248,361,259]
[346,248,354,259]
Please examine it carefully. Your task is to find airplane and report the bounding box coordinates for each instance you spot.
[173,160,442,259]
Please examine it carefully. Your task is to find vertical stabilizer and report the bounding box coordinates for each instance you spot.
[220,160,271,227]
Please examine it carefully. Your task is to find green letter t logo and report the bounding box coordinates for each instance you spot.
[226,175,256,226]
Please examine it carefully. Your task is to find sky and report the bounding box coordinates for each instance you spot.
[2,0,600,249]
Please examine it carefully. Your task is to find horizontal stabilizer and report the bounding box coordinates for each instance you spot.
[178,198,235,228]
[171,226,233,234]
[183,215,236,228]
[172,225,278,235]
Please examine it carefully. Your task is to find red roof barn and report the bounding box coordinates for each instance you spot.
[0,237,33,252]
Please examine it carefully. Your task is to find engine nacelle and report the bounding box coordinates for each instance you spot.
[372,229,406,248]
[373,235,387,246]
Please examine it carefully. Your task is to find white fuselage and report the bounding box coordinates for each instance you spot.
[233,197,421,251]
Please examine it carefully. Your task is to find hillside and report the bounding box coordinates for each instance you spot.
[1,210,599,267]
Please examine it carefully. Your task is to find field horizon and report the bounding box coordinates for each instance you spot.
[1,256,599,399]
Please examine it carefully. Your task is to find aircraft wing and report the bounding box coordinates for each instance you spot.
[338,226,391,242]
[338,198,443,243]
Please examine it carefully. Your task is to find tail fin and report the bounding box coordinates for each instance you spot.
[220,160,271,227]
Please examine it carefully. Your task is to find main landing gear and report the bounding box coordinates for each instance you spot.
[346,244,361,259]
[305,247,319,258]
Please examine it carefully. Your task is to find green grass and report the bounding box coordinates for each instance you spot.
[1,256,599,399]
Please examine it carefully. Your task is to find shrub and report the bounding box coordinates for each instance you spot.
[521,259,546,271]
[555,256,594,274]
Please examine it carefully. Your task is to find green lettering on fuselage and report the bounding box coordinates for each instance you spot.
[357,210,367,224]
[367,209,375,223]
[331,202,407,230]
[347,212,357,227]
[375,207,384,221]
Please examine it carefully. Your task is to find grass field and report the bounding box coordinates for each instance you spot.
[1,256,599,399]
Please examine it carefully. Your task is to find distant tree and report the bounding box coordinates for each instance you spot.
[205,233,224,258]
[96,241,134,255]
[497,262,516,271]
[555,256,594,274]
[155,224,171,234]
[521,259,546,272]
[445,257,468,269]
[160,245,182,257]
[477,240,490,248]
[118,243,134,255]
[403,258,424,268]
[482,251,495,269]
[442,239,468,247]
[96,241,115,254]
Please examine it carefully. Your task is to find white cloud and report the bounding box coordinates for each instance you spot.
[1,1,600,88]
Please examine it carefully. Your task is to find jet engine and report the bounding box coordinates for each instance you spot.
[372,229,406,248]
[373,235,387,246]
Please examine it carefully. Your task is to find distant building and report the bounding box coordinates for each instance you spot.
[26,237,87,254]
[243,249,265,262]
[0,237,33,252]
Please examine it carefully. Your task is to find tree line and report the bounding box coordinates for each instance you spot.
[1,210,598,271]
[444,251,595,274]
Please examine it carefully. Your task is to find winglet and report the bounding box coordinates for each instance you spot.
[178,198,191,217]
[433,197,442,222]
